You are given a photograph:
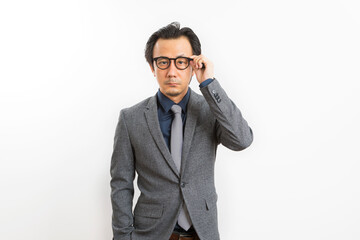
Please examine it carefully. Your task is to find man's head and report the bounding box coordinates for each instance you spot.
[145,22,201,103]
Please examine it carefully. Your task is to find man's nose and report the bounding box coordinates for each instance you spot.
[167,59,178,74]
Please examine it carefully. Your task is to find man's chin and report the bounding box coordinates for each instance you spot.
[165,89,182,97]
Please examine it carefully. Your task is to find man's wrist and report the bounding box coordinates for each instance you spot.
[199,77,215,88]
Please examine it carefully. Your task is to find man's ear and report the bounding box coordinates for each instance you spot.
[149,63,156,77]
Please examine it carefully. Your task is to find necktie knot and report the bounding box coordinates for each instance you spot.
[171,104,182,115]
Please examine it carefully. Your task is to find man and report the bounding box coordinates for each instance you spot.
[110,22,253,240]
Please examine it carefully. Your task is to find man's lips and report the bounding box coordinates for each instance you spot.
[166,82,180,86]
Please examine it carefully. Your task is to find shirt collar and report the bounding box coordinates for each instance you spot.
[157,88,190,113]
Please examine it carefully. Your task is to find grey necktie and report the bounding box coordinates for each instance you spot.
[170,104,192,231]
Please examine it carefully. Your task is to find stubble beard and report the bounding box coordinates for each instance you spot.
[165,88,183,97]
[164,79,183,97]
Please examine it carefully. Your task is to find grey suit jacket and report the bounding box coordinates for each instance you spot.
[110,79,253,240]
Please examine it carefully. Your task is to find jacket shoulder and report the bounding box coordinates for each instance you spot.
[120,96,153,115]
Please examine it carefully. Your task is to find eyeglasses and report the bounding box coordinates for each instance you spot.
[153,56,193,70]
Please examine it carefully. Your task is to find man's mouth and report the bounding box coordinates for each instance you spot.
[166,81,180,86]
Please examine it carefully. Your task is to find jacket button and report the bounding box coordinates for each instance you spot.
[180,182,186,188]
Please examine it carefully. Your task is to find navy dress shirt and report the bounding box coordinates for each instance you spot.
[157,90,189,150]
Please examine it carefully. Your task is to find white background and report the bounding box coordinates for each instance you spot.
[1,0,359,239]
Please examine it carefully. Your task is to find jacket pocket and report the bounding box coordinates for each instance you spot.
[134,202,163,219]
[205,192,218,211]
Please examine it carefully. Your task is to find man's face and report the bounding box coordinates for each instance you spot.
[150,36,195,102]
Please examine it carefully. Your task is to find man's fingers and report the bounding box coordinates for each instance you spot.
[190,55,206,69]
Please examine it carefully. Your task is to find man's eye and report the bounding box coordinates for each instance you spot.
[159,61,168,65]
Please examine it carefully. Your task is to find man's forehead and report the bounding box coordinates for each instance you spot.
[153,36,192,57]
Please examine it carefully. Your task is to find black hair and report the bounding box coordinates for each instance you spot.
[145,22,201,68]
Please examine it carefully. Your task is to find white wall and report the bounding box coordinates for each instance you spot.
[1,0,359,239]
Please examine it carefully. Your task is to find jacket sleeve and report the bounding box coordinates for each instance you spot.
[200,78,254,151]
[110,110,135,240]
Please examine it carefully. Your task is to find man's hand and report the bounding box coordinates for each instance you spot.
[190,54,214,84]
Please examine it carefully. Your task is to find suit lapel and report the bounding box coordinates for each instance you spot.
[180,90,200,177]
[144,95,180,178]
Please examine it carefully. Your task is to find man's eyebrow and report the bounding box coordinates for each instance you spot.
[154,54,188,58]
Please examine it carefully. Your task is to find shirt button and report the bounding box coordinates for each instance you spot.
[212,90,217,94]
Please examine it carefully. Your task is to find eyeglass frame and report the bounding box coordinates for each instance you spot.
[152,56,193,70]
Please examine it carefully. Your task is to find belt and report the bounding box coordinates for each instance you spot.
[169,232,199,240]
